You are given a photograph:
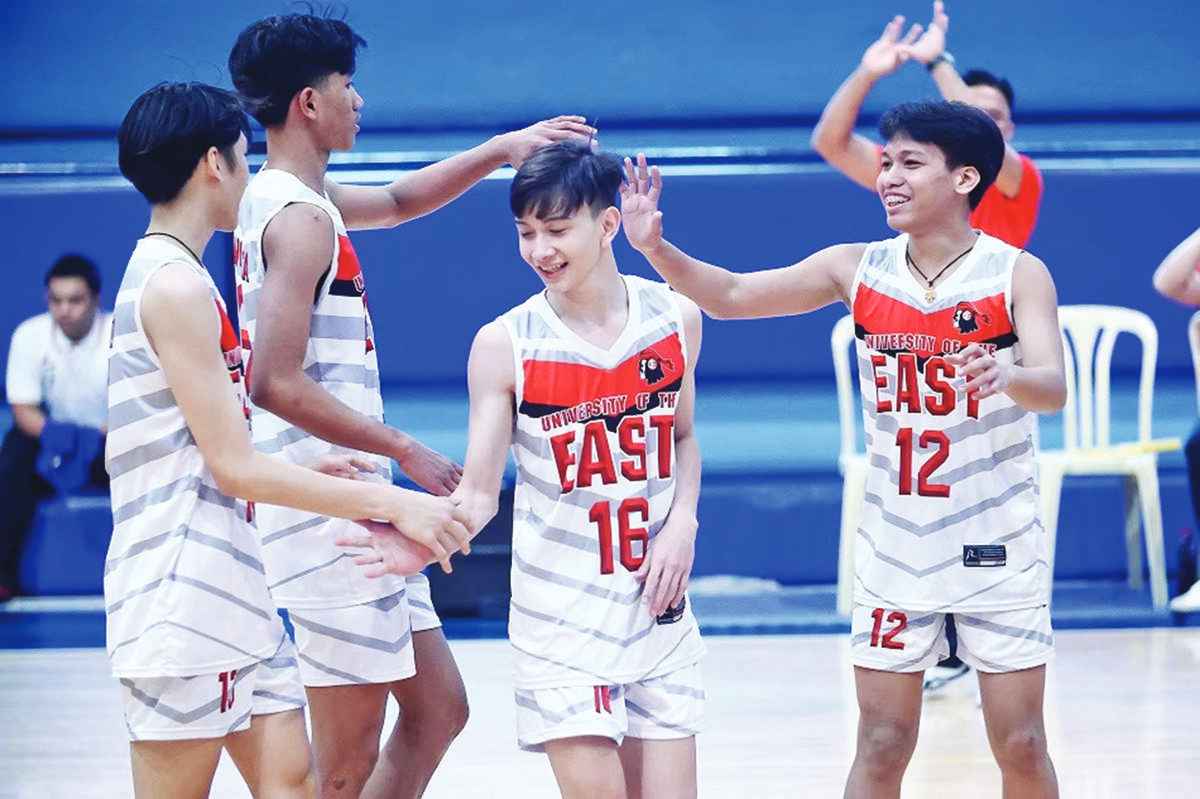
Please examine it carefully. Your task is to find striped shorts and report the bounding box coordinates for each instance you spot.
[119,632,305,742]
[850,604,1054,673]
[514,661,705,752]
[287,575,441,687]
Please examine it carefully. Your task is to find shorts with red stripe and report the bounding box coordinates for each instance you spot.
[513,661,704,752]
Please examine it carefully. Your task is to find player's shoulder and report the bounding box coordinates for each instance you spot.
[142,261,213,308]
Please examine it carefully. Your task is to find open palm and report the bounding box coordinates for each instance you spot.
[620,153,664,253]
[905,1,949,65]
[861,15,923,78]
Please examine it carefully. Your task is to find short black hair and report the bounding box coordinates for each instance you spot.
[510,141,624,220]
[45,254,101,295]
[229,13,367,127]
[878,100,1005,210]
[962,69,1015,113]
[118,82,250,205]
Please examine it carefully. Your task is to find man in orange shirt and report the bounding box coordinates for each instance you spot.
[812,2,1042,249]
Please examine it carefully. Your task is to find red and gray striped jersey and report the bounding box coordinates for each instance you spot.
[499,275,705,689]
[234,169,403,609]
[851,232,1047,612]
[104,237,279,677]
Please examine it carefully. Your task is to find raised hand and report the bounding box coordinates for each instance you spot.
[499,115,596,169]
[619,153,665,254]
[393,433,462,496]
[860,15,923,79]
[905,1,950,65]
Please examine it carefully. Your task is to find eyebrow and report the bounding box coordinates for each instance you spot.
[882,148,926,159]
[515,215,573,224]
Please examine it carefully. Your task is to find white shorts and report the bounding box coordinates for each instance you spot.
[120,633,305,742]
[850,603,1054,673]
[287,575,441,687]
[514,661,705,752]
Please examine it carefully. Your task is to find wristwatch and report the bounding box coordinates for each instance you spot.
[927,50,956,72]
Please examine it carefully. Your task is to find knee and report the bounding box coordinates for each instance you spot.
[402,685,469,743]
[992,726,1050,774]
[856,717,919,772]
[317,738,380,796]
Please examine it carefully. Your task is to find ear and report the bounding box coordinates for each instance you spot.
[202,146,224,181]
[955,165,981,200]
[295,86,319,121]
[600,206,621,247]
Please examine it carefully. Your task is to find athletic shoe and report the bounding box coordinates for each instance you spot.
[1170,581,1200,613]
[923,662,971,692]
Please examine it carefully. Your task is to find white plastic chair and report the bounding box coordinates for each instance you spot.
[831,315,866,616]
[1037,305,1169,608]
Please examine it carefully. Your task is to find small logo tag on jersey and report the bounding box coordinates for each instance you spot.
[656,597,687,625]
[963,545,1007,567]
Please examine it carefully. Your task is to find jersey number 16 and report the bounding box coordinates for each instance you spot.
[589,498,649,574]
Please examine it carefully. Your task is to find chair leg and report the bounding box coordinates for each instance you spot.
[1133,459,1169,609]
[1037,459,1065,607]
[836,462,866,617]
[1123,475,1144,591]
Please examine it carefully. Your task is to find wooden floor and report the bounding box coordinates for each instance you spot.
[2,629,1198,798]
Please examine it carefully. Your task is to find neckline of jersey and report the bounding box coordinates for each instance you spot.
[896,231,987,305]
[536,275,640,366]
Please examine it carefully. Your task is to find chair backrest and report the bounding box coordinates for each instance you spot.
[1057,304,1157,449]
[830,314,861,467]
[1189,312,1200,415]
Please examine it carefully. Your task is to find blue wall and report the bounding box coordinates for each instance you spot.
[3,0,1199,132]
[1,163,1197,385]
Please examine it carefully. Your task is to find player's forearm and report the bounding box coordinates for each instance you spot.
[382,136,509,225]
[1005,365,1067,413]
[811,67,877,157]
[637,240,746,320]
[1152,226,1200,304]
[929,61,971,103]
[218,450,396,521]
[250,370,406,461]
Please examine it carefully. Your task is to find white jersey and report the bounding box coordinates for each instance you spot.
[851,232,1046,612]
[104,237,278,677]
[499,275,705,690]
[234,168,402,609]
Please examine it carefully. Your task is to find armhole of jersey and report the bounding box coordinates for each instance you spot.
[134,258,208,371]
[498,313,525,408]
[664,286,690,369]
[1005,247,1021,334]
[847,243,874,311]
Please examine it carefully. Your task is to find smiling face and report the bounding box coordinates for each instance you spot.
[877,135,979,233]
[515,204,620,293]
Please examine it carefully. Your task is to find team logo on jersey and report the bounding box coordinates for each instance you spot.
[951,301,991,334]
[638,348,676,385]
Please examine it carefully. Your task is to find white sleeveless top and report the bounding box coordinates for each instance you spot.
[104,237,279,677]
[499,275,705,689]
[851,232,1047,612]
[234,168,402,609]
